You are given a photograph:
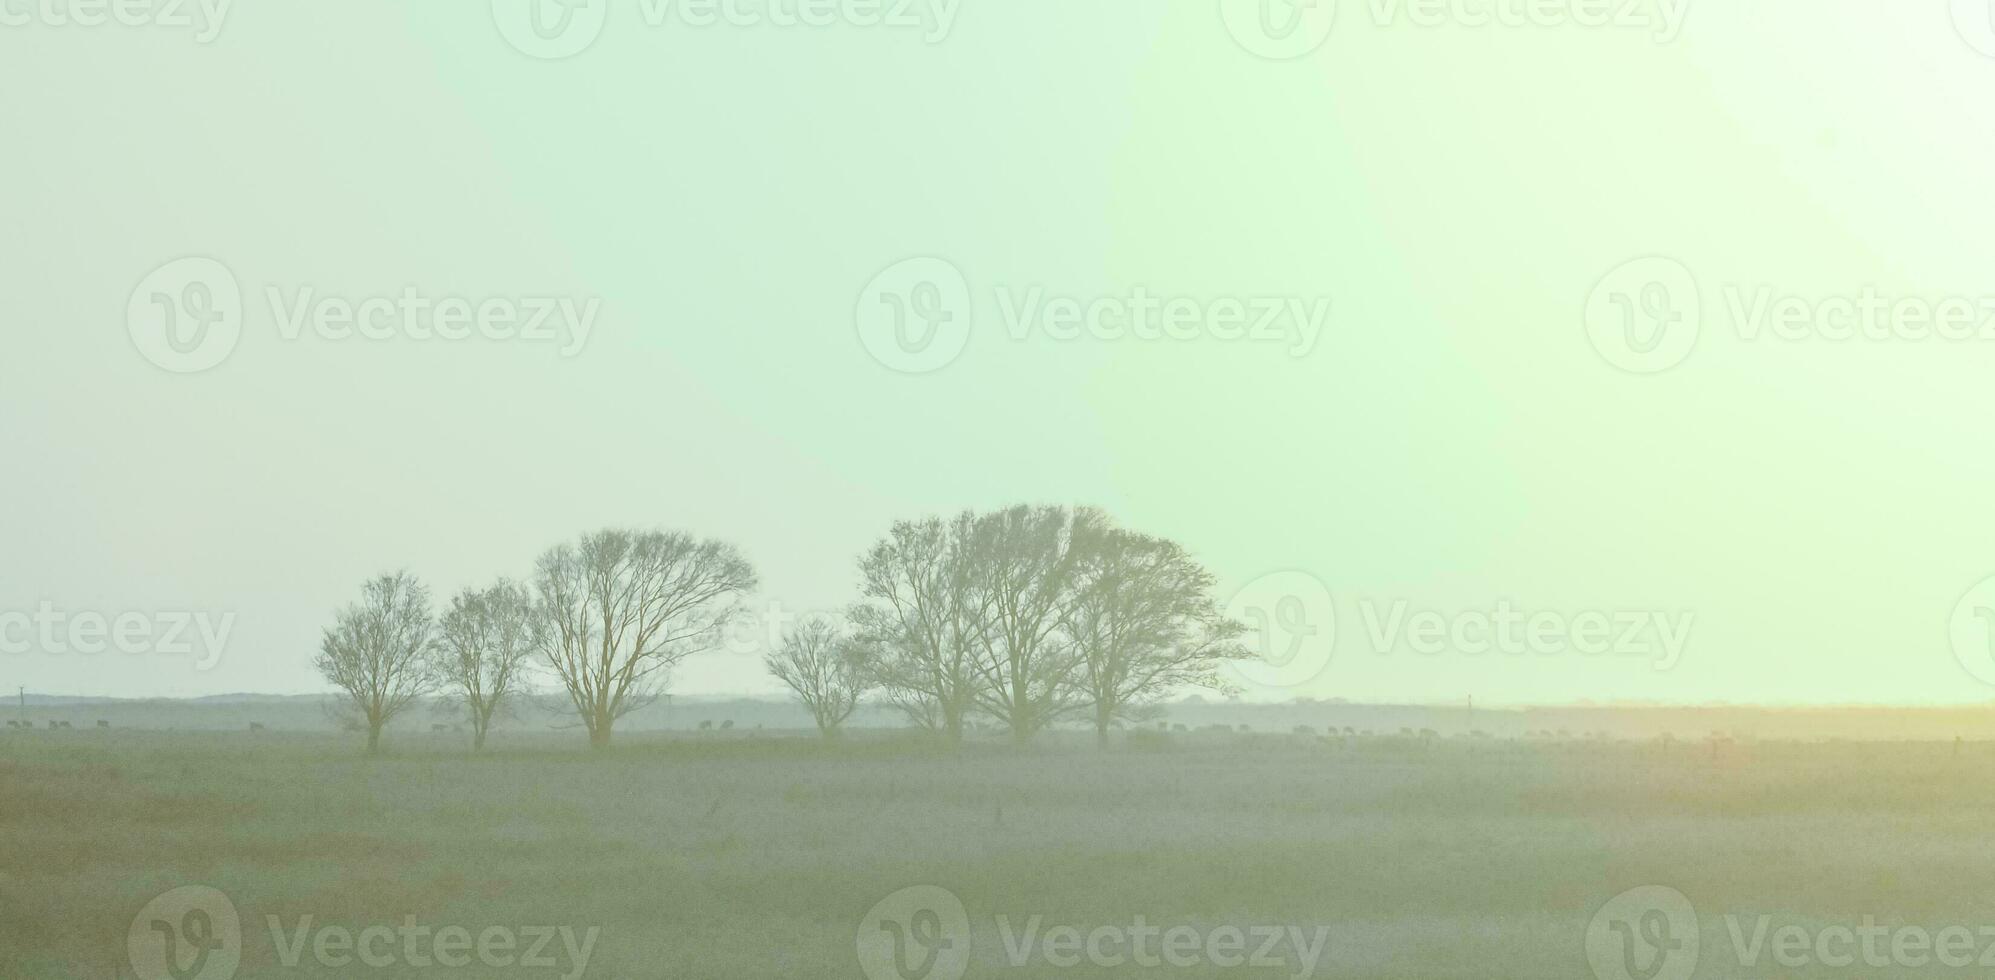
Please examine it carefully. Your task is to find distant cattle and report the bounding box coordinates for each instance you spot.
[1292,725,1316,736]
[249,722,265,732]
[96,720,110,729]
[698,720,713,731]
[720,720,734,731]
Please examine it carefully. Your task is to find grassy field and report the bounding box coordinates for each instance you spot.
[5,729,1995,978]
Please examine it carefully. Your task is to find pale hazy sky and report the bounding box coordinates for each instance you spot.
[6,1,1995,705]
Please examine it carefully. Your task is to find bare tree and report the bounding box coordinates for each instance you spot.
[848,514,985,743]
[534,528,756,749]
[765,616,868,739]
[962,504,1098,745]
[433,578,542,751]
[314,571,438,755]
[1065,525,1249,747]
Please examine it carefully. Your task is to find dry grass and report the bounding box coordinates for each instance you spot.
[4,730,1994,978]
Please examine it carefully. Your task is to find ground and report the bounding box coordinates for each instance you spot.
[4,729,1992,978]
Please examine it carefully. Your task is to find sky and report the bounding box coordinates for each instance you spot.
[5,0,1995,705]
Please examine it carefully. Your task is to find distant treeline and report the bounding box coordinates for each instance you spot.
[311,505,1249,753]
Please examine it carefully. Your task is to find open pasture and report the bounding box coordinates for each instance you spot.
[5,730,1994,978]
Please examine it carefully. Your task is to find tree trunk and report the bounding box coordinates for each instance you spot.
[942,702,964,745]
[1095,701,1114,749]
[1010,676,1031,746]
[589,717,612,750]
[472,725,488,751]
[365,721,382,756]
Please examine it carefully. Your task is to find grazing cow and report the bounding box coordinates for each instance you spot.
[48,721,62,729]
[97,720,110,729]
[249,722,265,732]
[698,720,713,731]
[1171,723,1188,733]
[4,721,15,729]
[1292,725,1314,736]
[720,720,734,731]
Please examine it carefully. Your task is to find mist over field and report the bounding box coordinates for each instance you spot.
[11,1,1995,977]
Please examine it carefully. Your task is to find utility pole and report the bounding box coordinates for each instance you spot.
[16,686,23,726]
